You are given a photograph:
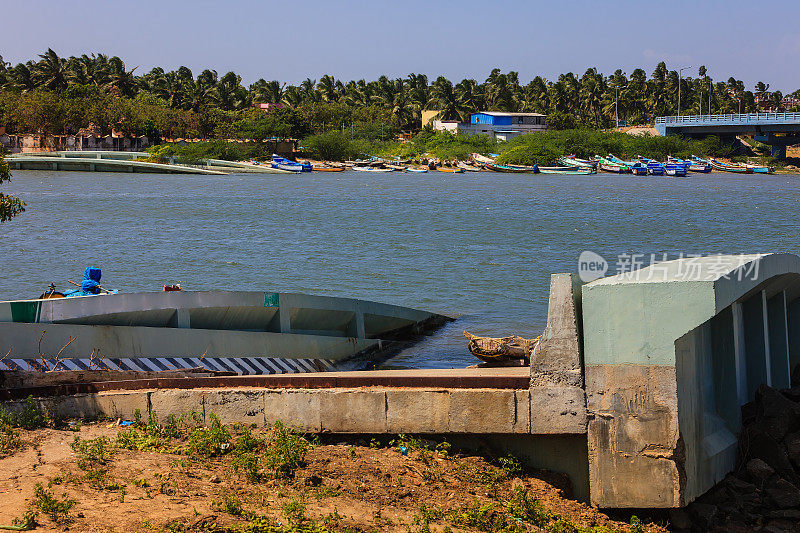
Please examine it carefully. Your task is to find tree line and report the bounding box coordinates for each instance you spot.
[1,49,798,140]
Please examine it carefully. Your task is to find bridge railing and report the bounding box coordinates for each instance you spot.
[655,112,800,125]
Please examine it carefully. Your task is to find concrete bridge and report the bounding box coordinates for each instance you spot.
[5,254,800,509]
[655,113,800,158]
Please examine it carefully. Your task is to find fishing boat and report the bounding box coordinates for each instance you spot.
[596,157,629,174]
[664,163,687,177]
[405,167,428,173]
[607,154,647,176]
[312,165,345,172]
[559,155,597,169]
[636,156,665,176]
[698,157,754,174]
[538,167,596,175]
[1,283,450,374]
[352,166,394,172]
[457,162,482,172]
[436,166,465,173]
[485,162,536,173]
[471,153,496,165]
[271,154,312,172]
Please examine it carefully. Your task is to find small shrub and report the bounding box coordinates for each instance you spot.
[31,482,74,525]
[282,500,306,527]
[213,494,244,517]
[0,421,21,457]
[11,509,38,530]
[185,413,230,457]
[70,436,114,470]
[263,421,308,479]
[0,396,48,429]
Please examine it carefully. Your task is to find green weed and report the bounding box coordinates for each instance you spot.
[31,482,74,525]
[263,421,308,479]
[0,421,21,457]
[185,413,230,457]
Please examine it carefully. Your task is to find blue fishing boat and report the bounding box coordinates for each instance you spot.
[559,155,597,169]
[664,162,687,177]
[636,156,666,176]
[271,154,312,172]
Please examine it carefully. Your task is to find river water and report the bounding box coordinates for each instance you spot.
[1,170,799,368]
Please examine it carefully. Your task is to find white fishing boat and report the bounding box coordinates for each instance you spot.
[0,288,449,374]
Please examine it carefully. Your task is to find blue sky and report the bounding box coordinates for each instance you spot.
[3,0,799,92]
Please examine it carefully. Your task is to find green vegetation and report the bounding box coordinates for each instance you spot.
[147,141,276,164]
[0,421,21,457]
[31,483,74,525]
[496,129,735,166]
[0,396,50,429]
[0,149,24,222]
[2,49,798,148]
[263,421,309,480]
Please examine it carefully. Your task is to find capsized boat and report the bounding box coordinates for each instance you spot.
[0,288,451,374]
[271,154,312,172]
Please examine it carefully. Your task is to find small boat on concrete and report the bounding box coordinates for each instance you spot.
[272,154,312,173]
[0,288,450,374]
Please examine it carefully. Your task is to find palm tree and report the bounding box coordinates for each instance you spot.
[104,56,138,97]
[34,48,68,90]
[299,78,319,103]
[579,68,605,127]
[430,76,466,122]
[7,62,36,92]
[317,75,341,102]
[217,71,248,111]
[455,78,483,115]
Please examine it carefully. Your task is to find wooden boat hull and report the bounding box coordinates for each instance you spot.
[436,167,465,173]
[485,163,531,173]
[313,166,345,172]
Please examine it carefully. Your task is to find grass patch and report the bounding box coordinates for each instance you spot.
[264,421,309,480]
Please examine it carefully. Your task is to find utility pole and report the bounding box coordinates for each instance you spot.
[615,87,619,128]
[678,66,691,117]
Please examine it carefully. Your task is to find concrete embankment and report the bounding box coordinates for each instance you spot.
[5,151,294,174]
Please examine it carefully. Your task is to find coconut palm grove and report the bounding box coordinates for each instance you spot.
[1,49,798,141]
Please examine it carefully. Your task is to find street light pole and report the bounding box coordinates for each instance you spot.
[678,66,691,117]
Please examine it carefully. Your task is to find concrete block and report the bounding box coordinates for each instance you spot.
[204,390,264,426]
[529,386,586,434]
[264,390,322,432]
[36,391,150,421]
[586,364,681,508]
[449,389,525,434]
[319,390,387,433]
[386,390,450,433]
[531,273,584,388]
[150,389,204,422]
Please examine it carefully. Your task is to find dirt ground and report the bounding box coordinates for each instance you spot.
[0,423,668,532]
